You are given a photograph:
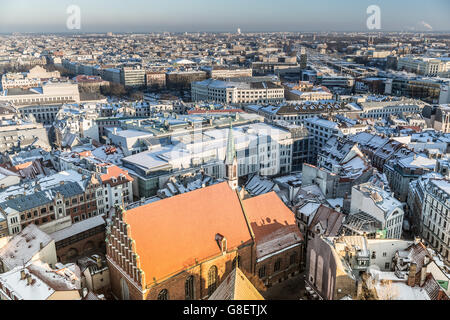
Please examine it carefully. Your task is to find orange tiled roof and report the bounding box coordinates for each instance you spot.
[243,192,303,260]
[78,151,92,157]
[243,192,303,245]
[11,161,33,171]
[123,182,253,284]
[100,165,133,185]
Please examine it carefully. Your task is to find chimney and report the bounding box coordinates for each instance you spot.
[96,256,102,269]
[239,187,245,199]
[420,267,427,287]
[26,274,33,286]
[39,242,44,250]
[20,269,26,280]
[408,263,417,287]
[356,280,363,298]
[215,233,227,253]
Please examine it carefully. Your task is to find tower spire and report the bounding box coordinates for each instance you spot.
[225,121,236,165]
[224,121,238,190]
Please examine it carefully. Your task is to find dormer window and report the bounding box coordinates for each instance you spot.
[215,233,227,253]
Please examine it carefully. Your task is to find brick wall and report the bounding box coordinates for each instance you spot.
[109,243,255,300]
[255,245,302,287]
[56,230,105,263]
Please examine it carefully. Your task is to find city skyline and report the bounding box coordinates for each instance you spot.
[1,0,450,33]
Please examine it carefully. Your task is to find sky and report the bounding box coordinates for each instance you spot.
[0,0,449,33]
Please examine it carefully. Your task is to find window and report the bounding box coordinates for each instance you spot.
[290,252,297,265]
[385,262,390,270]
[382,252,387,257]
[207,266,218,296]
[185,276,194,300]
[371,251,376,259]
[258,265,266,279]
[157,289,169,300]
[274,259,282,272]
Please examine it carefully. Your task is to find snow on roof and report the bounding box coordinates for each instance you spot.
[28,260,81,291]
[305,117,339,130]
[430,179,450,195]
[0,169,88,203]
[50,215,105,243]
[298,202,321,218]
[0,224,53,270]
[356,182,402,217]
[0,265,55,300]
[375,281,430,300]
[326,198,344,209]
[256,233,302,262]
[398,155,436,170]
[244,175,275,196]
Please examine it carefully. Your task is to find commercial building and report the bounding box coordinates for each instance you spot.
[120,120,293,197]
[397,57,447,77]
[0,82,80,106]
[1,66,61,90]
[207,67,253,80]
[145,72,166,89]
[192,78,284,104]
[120,66,146,88]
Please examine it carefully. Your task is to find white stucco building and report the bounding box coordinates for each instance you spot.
[350,182,405,239]
[191,78,284,104]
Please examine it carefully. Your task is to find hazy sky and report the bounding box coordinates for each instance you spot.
[0,0,449,33]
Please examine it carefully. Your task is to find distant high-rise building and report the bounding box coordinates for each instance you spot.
[299,47,307,70]
[237,27,241,35]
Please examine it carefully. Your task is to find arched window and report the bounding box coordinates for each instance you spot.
[185,276,194,300]
[157,289,169,300]
[258,265,266,279]
[290,252,298,265]
[274,258,282,272]
[207,266,218,296]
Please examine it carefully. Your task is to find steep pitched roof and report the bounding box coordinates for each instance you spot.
[100,165,133,186]
[243,192,303,261]
[308,205,345,237]
[209,267,264,300]
[0,224,53,270]
[123,182,253,285]
[225,125,236,165]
